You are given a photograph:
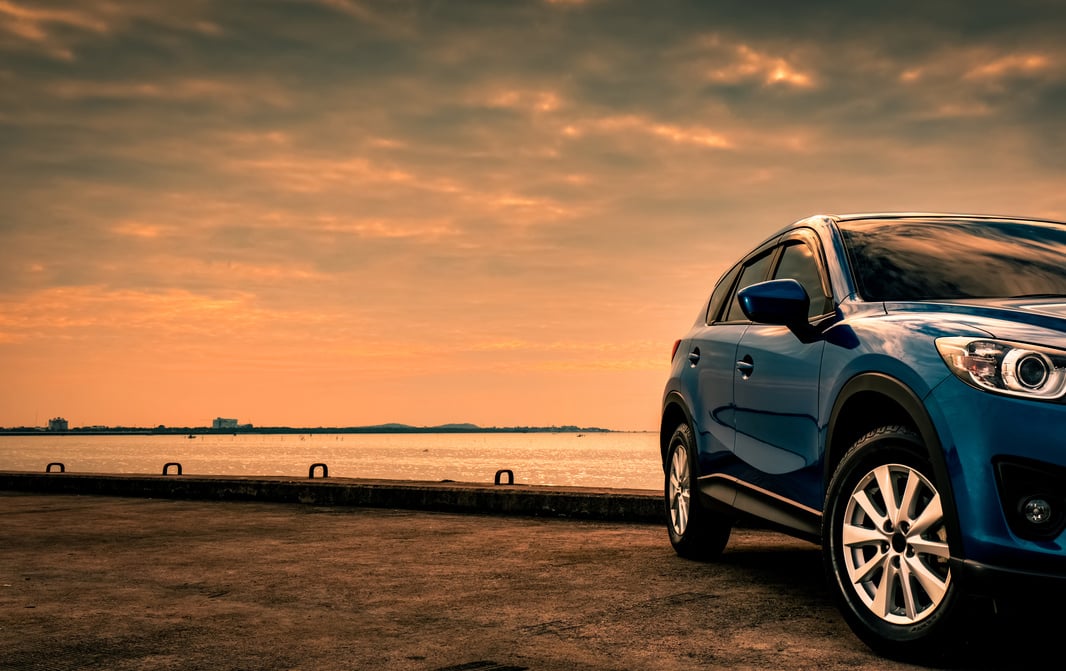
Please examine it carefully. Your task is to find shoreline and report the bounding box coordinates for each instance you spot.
[0,427,632,437]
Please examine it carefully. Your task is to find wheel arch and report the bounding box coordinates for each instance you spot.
[660,392,695,470]
[824,372,963,555]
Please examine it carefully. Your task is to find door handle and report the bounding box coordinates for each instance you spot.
[688,348,701,366]
[736,355,754,377]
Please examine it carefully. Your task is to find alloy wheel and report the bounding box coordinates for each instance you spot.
[841,463,952,625]
[668,444,690,536]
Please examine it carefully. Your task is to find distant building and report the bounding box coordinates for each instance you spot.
[47,417,69,432]
[213,417,239,429]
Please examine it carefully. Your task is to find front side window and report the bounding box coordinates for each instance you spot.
[773,242,832,318]
[724,250,775,322]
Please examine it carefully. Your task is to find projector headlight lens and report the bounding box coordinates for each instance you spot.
[936,338,1066,400]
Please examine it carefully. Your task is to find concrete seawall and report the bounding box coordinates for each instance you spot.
[0,471,663,523]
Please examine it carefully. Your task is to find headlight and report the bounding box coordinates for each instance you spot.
[936,337,1066,400]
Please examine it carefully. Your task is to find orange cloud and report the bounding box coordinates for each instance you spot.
[565,114,733,149]
[966,53,1051,80]
[111,221,167,239]
[483,89,564,113]
[0,1,220,60]
[707,43,815,89]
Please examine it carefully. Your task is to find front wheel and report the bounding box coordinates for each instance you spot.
[823,425,965,660]
[665,423,731,560]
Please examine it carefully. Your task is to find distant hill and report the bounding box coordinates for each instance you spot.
[292,423,610,434]
[1,423,612,435]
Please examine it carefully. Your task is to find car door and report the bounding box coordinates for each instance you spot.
[731,229,834,510]
[685,241,778,481]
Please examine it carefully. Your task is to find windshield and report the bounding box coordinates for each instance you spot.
[838,217,1066,302]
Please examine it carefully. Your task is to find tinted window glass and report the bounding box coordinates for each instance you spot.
[839,218,1066,301]
[725,251,775,321]
[773,242,832,318]
[706,263,742,324]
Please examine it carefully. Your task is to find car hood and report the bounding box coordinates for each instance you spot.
[883,298,1066,342]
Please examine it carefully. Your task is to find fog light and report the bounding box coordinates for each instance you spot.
[1022,497,1053,525]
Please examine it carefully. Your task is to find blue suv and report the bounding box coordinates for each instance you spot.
[660,213,1066,658]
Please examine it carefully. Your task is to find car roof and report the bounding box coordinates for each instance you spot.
[755,212,1066,266]
[766,212,1066,244]
[824,212,1066,225]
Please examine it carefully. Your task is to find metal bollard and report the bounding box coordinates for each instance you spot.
[309,463,329,479]
[46,462,65,473]
[162,462,183,475]
[494,469,514,486]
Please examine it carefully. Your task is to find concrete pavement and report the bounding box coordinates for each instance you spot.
[0,492,1051,670]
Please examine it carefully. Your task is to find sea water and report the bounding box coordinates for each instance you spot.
[0,431,663,491]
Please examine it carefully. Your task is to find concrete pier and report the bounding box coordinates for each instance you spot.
[0,471,661,522]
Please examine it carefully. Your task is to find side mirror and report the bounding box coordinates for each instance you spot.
[738,279,810,327]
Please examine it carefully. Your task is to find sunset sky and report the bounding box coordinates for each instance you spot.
[2,1,1066,430]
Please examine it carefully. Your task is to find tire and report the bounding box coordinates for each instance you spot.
[823,425,964,660]
[665,423,731,560]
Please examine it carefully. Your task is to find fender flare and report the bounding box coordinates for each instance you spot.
[825,372,963,557]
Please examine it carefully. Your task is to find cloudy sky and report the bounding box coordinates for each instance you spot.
[2,0,1065,430]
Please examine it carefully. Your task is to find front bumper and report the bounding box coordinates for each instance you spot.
[928,375,1066,582]
[953,557,1066,598]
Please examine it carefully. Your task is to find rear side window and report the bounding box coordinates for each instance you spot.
[706,263,741,324]
[723,251,775,322]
